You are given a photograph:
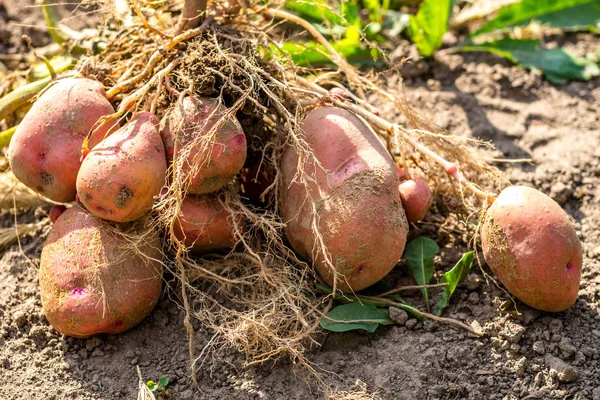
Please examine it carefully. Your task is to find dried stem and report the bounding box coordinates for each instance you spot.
[176,0,209,33]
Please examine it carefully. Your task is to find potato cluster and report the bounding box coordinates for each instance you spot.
[8,78,248,337]
[8,76,583,337]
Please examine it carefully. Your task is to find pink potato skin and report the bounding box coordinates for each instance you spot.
[49,205,67,223]
[279,107,408,292]
[173,195,246,254]
[39,205,163,338]
[398,177,433,223]
[481,186,583,312]
[160,96,247,194]
[77,112,167,222]
[8,78,118,203]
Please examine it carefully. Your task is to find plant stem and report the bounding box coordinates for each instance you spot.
[177,0,208,33]
[0,125,17,148]
[0,77,52,121]
[359,294,484,336]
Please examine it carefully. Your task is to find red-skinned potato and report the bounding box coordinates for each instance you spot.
[397,169,433,223]
[40,205,163,338]
[160,96,247,194]
[8,78,118,202]
[49,205,67,223]
[173,194,246,254]
[481,185,583,312]
[279,107,408,292]
[77,112,167,222]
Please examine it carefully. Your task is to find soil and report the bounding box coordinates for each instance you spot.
[1,3,600,400]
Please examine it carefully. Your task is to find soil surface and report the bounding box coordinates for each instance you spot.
[1,2,600,400]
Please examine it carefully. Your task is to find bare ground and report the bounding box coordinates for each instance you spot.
[1,3,600,400]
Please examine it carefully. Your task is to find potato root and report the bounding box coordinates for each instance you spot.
[280,107,408,292]
[8,78,118,202]
[40,205,163,338]
[481,186,583,312]
[77,112,167,222]
[160,96,247,194]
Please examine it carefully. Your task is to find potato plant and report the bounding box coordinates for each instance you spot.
[0,0,584,396]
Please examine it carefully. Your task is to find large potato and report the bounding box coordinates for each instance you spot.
[40,205,163,338]
[279,107,408,292]
[481,186,583,312]
[8,78,118,202]
[172,194,246,254]
[77,112,167,222]
[160,96,247,194]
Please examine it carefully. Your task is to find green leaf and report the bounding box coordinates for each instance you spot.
[434,251,475,316]
[280,39,375,66]
[472,0,600,36]
[146,381,158,392]
[364,0,383,23]
[404,237,439,306]
[157,376,169,388]
[457,37,600,84]
[409,0,455,57]
[284,0,344,25]
[320,302,393,332]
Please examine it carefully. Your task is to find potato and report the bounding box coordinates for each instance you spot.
[481,185,583,312]
[77,112,167,222]
[8,78,118,202]
[279,107,408,292]
[398,176,433,223]
[40,205,163,338]
[173,194,246,254]
[49,205,67,223]
[160,96,247,194]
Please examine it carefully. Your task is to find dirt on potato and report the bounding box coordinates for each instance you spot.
[1,2,600,400]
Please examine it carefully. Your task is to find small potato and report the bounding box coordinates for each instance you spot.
[173,194,245,254]
[398,177,433,223]
[8,78,118,202]
[160,96,247,194]
[481,186,583,312]
[280,107,408,292]
[77,112,167,222]
[49,205,67,223]
[40,205,163,338]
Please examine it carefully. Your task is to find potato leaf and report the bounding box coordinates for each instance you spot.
[281,40,375,66]
[320,302,393,332]
[434,251,474,316]
[157,376,169,388]
[409,0,455,57]
[457,38,600,84]
[472,0,600,37]
[284,0,344,25]
[404,237,439,307]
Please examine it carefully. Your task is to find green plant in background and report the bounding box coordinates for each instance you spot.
[408,0,455,57]
[280,0,600,83]
[456,0,600,83]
